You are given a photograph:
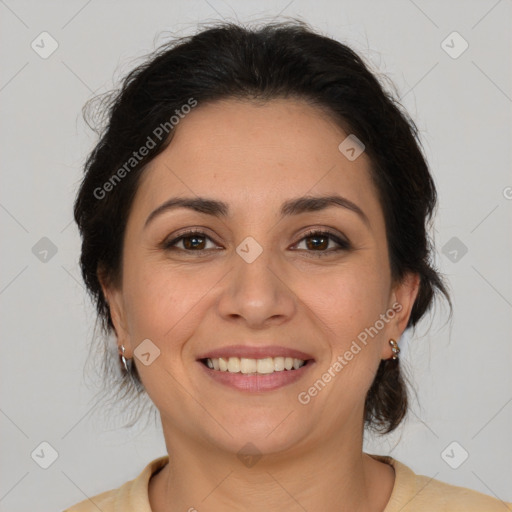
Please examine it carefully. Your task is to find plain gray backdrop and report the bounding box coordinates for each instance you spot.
[1,1,511,510]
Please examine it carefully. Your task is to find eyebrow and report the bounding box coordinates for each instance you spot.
[144,194,370,229]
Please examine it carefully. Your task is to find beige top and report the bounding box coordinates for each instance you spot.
[63,453,512,511]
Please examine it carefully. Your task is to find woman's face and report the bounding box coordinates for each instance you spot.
[104,98,418,455]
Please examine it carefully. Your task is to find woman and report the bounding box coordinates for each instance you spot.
[65,20,510,512]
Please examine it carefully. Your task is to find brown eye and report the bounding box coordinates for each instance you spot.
[164,230,220,251]
[305,234,329,250]
[181,234,207,250]
[293,230,350,253]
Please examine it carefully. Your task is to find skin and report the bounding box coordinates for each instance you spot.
[102,98,420,512]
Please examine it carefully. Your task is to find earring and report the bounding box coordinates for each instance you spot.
[119,344,131,372]
[389,339,400,360]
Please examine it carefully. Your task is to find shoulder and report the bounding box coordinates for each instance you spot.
[368,453,512,512]
[408,473,512,511]
[62,455,169,512]
[63,488,116,512]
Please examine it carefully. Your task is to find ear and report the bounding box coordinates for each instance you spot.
[380,272,421,359]
[98,268,133,357]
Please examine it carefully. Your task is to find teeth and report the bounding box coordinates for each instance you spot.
[227,357,240,373]
[257,357,274,374]
[240,358,257,374]
[274,356,285,371]
[205,356,306,374]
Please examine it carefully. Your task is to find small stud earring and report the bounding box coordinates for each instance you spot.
[389,339,400,360]
[119,344,131,372]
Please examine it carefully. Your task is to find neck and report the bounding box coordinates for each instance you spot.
[149,424,395,512]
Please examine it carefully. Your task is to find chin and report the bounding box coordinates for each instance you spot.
[204,409,309,457]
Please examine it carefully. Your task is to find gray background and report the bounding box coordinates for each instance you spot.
[1,0,511,510]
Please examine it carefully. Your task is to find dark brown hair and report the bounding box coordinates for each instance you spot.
[74,20,452,433]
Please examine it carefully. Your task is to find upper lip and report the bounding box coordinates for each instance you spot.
[197,345,315,361]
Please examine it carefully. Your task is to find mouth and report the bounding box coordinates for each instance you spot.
[196,346,316,392]
[199,356,312,374]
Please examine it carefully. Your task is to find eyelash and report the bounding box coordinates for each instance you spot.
[162,228,351,256]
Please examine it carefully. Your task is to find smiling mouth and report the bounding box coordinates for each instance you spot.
[200,356,312,375]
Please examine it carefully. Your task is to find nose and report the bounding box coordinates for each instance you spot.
[216,244,297,329]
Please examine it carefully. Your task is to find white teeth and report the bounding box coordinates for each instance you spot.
[205,356,306,374]
[240,358,257,374]
[273,356,285,371]
[257,357,274,374]
[227,357,240,373]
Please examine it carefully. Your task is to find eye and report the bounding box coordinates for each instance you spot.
[162,228,351,255]
[292,230,350,253]
[163,230,221,252]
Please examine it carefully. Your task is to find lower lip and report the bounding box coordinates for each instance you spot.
[198,360,315,392]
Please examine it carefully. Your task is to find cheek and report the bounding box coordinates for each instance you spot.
[121,259,222,344]
[294,271,389,413]
[294,263,390,343]
[293,260,390,399]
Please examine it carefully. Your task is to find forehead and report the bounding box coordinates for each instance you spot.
[133,98,383,225]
